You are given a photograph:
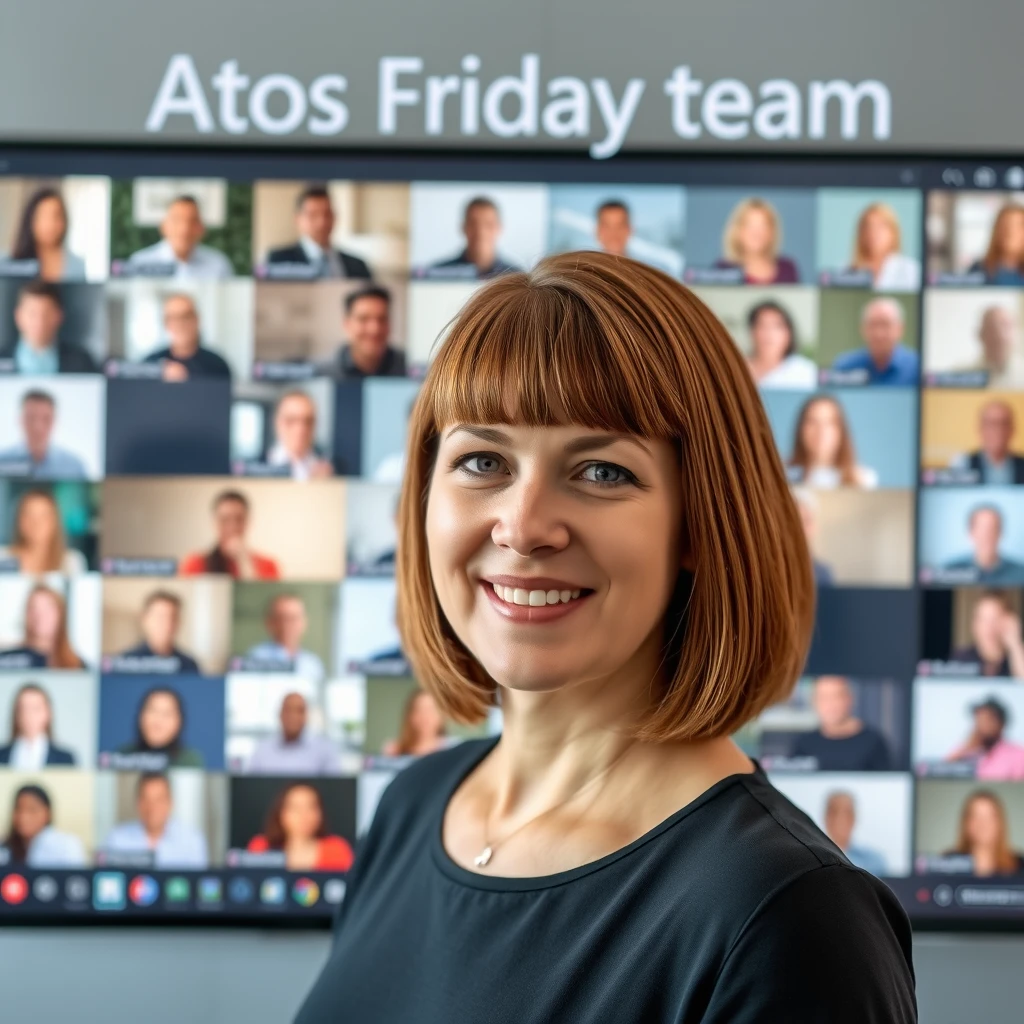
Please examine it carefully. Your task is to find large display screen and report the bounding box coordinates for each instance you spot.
[0,148,1023,926]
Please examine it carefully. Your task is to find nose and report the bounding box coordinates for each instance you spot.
[490,472,571,558]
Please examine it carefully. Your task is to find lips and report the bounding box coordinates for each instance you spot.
[480,577,594,624]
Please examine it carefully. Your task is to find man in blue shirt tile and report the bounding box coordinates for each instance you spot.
[831,297,919,386]
[0,388,87,479]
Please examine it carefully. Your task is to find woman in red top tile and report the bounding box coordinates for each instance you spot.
[247,782,353,871]
[179,489,280,580]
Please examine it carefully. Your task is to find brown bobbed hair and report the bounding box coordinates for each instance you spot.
[395,251,815,743]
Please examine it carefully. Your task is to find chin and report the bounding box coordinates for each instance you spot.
[478,651,579,695]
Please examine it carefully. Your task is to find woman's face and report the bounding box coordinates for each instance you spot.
[140,692,181,748]
[16,690,50,739]
[750,309,791,365]
[13,793,49,841]
[965,797,1002,847]
[26,591,61,643]
[280,785,322,841]
[800,401,844,464]
[997,210,1024,261]
[736,207,774,260]
[32,197,67,249]
[18,495,58,547]
[426,423,684,696]
[409,691,444,738]
[860,210,896,259]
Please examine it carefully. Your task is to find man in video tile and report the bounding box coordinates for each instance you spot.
[125,195,233,280]
[244,592,325,681]
[943,504,1024,584]
[179,489,281,580]
[142,293,231,380]
[266,391,333,480]
[955,306,1024,390]
[266,185,371,279]
[831,297,918,386]
[117,590,201,674]
[245,692,339,775]
[318,286,406,380]
[950,400,1024,484]
[945,696,1024,780]
[0,388,86,479]
[429,197,521,279]
[791,676,891,771]
[595,200,632,258]
[0,280,97,373]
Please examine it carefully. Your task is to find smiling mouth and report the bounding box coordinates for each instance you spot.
[488,583,590,607]
[480,581,595,623]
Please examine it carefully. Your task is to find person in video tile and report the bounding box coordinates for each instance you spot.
[950,400,1024,484]
[266,391,333,479]
[2,783,86,867]
[125,195,233,280]
[831,297,918,386]
[1,584,85,669]
[943,790,1024,876]
[103,772,209,869]
[969,205,1024,286]
[246,692,339,775]
[0,280,97,373]
[246,781,354,870]
[118,590,201,674]
[714,197,800,284]
[744,301,817,391]
[142,293,231,380]
[0,489,87,575]
[785,394,878,489]
[430,197,521,279]
[790,486,834,586]
[944,696,1024,781]
[116,687,204,768]
[0,682,76,767]
[0,389,87,480]
[942,504,1024,584]
[318,286,406,381]
[951,590,1024,678]
[266,185,371,279]
[179,489,280,580]
[847,203,920,291]
[791,677,891,771]
[244,593,325,681]
[955,306,1024,390]
[594,200,632,258]
[381,689,448,757]
[5,187,87,282]
[823,790,887,876]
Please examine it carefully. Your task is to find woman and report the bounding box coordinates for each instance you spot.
[0,489,87,575]
[1,584,85,669]
[179,490,280,580]
[744,300,817,389]
[116,687,204,768]
[714,197,800,284]
[382,689,449,757]
[0,683,76,767]
[970,205,1024,286]
[945,791,1023,876]
[247,782,354,870]
[4,187,87,282]
[295,252,915,1023]
[848,203,921,291]
[951,590,1024,679]
[2,784,87,867]
[786,394,879,489]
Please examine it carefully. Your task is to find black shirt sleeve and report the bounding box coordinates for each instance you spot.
[700,865,916,1023]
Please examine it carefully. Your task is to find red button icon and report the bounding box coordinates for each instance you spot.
[1,874,29,905]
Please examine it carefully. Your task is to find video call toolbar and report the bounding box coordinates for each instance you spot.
[2,153,1024,924]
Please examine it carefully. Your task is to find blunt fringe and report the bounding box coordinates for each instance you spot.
[396,251,815,743]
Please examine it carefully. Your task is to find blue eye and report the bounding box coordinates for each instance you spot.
[580,463,636,488]
[455,454,504,476]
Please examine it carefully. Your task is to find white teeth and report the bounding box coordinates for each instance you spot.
[492,583,585,607]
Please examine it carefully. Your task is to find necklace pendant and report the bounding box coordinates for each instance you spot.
[474,845,493,867]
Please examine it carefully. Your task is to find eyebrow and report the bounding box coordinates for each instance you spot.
[443,425,651,456]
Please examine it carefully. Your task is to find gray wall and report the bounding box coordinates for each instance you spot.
[0,930,1018,1022]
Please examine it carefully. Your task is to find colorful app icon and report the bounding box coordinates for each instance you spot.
[292,878,320,908]
[323,879,346,905]
[33,875,58,903]
[128,875,159,908]
[260,877,286,906]
[198,877,223,905]
[65,875,89,903]
[93,872,126,911]
[1,874,28,905]
[228,877,254,904]
[165,876,191,903]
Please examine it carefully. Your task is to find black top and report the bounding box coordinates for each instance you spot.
[319,344,407,380]
[118,641,201,675]
[791,724,892,771]
[143,345,232,378]
[966,451,1024,484]
[266,243,372,279]
[425,249,521,279]
[0,741,75,766]
[295,737,916,1024]
[951,644,1011,677]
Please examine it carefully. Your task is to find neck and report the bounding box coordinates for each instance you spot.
[350,347,383,373]
[144,824,165,842]
[985,449,1009,464]
[22,336,52,352]
[871,350,895,370]
[148,640,174,656]
[977,550,1000,570]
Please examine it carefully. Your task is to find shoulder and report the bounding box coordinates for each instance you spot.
[128,241,163,261]
[832,348,863,369]
[0,745,11,763]
[179,553,205,575]
[49,745,75,765]
[268,243,304,263]
[339,251,372,277]
[63,549,87,575]
[201,245,233,269]
[252,553,281,579]
[248,834,270,852]
[856,465,880,488]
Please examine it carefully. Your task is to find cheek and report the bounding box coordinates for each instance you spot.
[425,487,487,619]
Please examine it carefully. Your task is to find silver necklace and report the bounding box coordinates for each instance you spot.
[473,743,636,868]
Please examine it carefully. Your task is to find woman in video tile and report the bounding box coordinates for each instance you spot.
[1,584,85,670]
[4,187,87,282]
[0,489,87,576]
[944,790,1024,876]
[970,205,1024,286]
[179,489,280,580]
[117,686,204,768]
[714,197,800,284]
[1,783,86,868]
[381,688,448,757]
[295,252,915,1023]
[786,394,878,490]
[246,781,353,871]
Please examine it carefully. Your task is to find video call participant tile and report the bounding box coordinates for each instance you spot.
[0,479,100,575]
[345,482,399,577]
[338,578,405,676]
[927,191,1024,287]
[0,769,96,869]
